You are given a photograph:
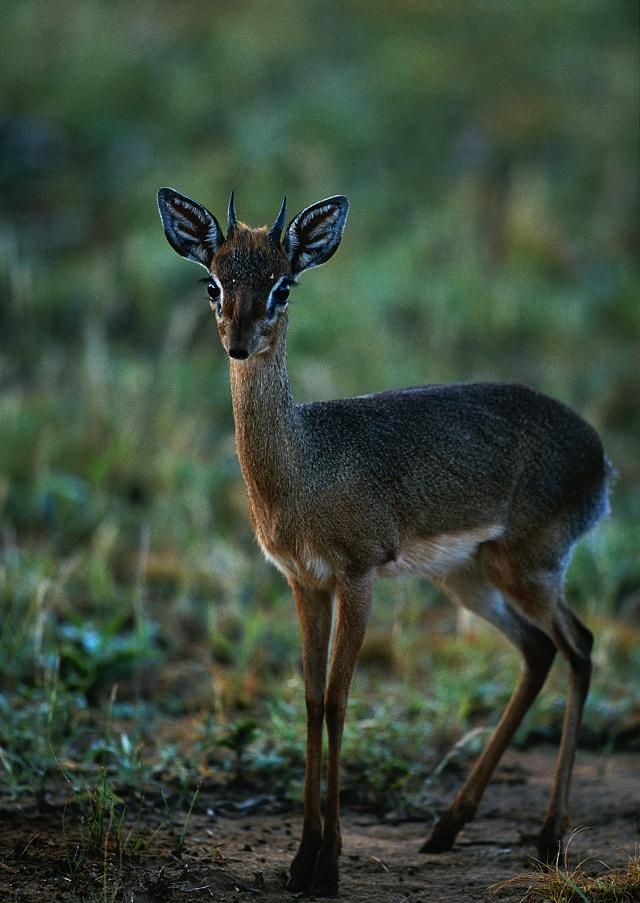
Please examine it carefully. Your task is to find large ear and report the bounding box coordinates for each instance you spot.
[284,196,349,275]
[157,188,224,269]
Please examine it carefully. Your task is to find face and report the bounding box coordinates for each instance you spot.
[157,189,350,360]
[208,231,293,360]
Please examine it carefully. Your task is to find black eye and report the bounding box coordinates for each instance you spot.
[207,282,223,316]
[271,281,290,305]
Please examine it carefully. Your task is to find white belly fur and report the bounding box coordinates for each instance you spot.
[378,524,503,581]
[259,524,502,588]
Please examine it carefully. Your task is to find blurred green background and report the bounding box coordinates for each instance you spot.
[0,0,638,801]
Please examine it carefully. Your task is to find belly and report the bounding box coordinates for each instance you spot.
[378,524,503,581]
[256,520,502,589]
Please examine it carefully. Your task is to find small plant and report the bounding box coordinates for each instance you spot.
[57,617,160,702]
[81,771,118,850]
[215,718,260,782]
[63,771,148,884]
[161,785,200,856]
[491,845,640,902]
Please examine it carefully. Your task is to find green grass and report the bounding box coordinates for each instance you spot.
[1,389,638,794]
[1,0,639,818]
[1,261,638,808]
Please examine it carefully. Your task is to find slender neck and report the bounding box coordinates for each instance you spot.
[229,330,299,508]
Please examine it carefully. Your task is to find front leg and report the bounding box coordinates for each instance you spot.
[287,582,333,893]
[311,574,372,897]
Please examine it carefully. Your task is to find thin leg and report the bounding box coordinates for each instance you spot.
[287,582,334,893]
[422,565,556,853]
[479,545,593,861]
[311,574,373,896]
[537,605,592,861]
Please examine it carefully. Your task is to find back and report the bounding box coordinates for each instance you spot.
[298,381,608,541]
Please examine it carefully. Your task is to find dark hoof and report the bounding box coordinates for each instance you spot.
[420,834,455,854]
[537,829,563,863]
[287,846,320,893]
[310,852,339,897]
[309,875,339,897]
[286,872,313,894]
[420,817,458,853]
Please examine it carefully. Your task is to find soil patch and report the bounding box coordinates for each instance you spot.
[1,750,638,902]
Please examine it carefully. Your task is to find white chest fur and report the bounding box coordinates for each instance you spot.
[260,542,334,590]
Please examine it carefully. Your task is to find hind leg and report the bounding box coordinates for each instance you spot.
[483,544,593,861]
[421,561,556,853]
[537,605,592,860]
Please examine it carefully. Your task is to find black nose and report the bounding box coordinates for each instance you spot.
[228,347,249,360]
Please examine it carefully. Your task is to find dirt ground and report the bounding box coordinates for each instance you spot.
[1,749,638,902]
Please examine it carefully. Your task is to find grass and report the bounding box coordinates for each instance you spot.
[0,6,637,901]
[0,335,638,797]
[0,0,638,874]
[491,842,640,902]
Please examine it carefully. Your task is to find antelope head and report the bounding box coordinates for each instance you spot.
[157,189,349,360]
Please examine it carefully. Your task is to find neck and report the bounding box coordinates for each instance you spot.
[229,331,299,509]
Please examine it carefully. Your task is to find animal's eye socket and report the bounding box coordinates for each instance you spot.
[207,282,220,301]
[271,281,290,304]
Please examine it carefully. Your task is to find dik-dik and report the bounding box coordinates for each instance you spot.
[157,189,610,897]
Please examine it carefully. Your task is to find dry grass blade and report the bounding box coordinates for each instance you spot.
[489,849,640,902]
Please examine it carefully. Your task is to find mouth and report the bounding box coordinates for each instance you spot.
[228,343,273,361]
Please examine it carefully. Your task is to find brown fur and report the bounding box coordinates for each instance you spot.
[158,192,610,897]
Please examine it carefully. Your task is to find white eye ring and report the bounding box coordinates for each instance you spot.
[208,276,224,317]
[266,275,290,319]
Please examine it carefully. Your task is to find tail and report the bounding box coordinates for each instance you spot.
[585,456,614,533]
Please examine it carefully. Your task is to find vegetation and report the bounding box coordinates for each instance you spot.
[492,842,640,902]
[0,0,638,882]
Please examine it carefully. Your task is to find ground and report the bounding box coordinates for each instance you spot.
[1,750,638,902]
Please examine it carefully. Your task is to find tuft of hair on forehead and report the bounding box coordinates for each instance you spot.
[214,224,289,284]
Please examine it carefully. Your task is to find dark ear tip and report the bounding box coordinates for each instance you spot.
[328,195,349,221]
[157,187,178,212]
[331,196,349,226]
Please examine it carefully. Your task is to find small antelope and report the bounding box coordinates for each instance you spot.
[157,189,610,897]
